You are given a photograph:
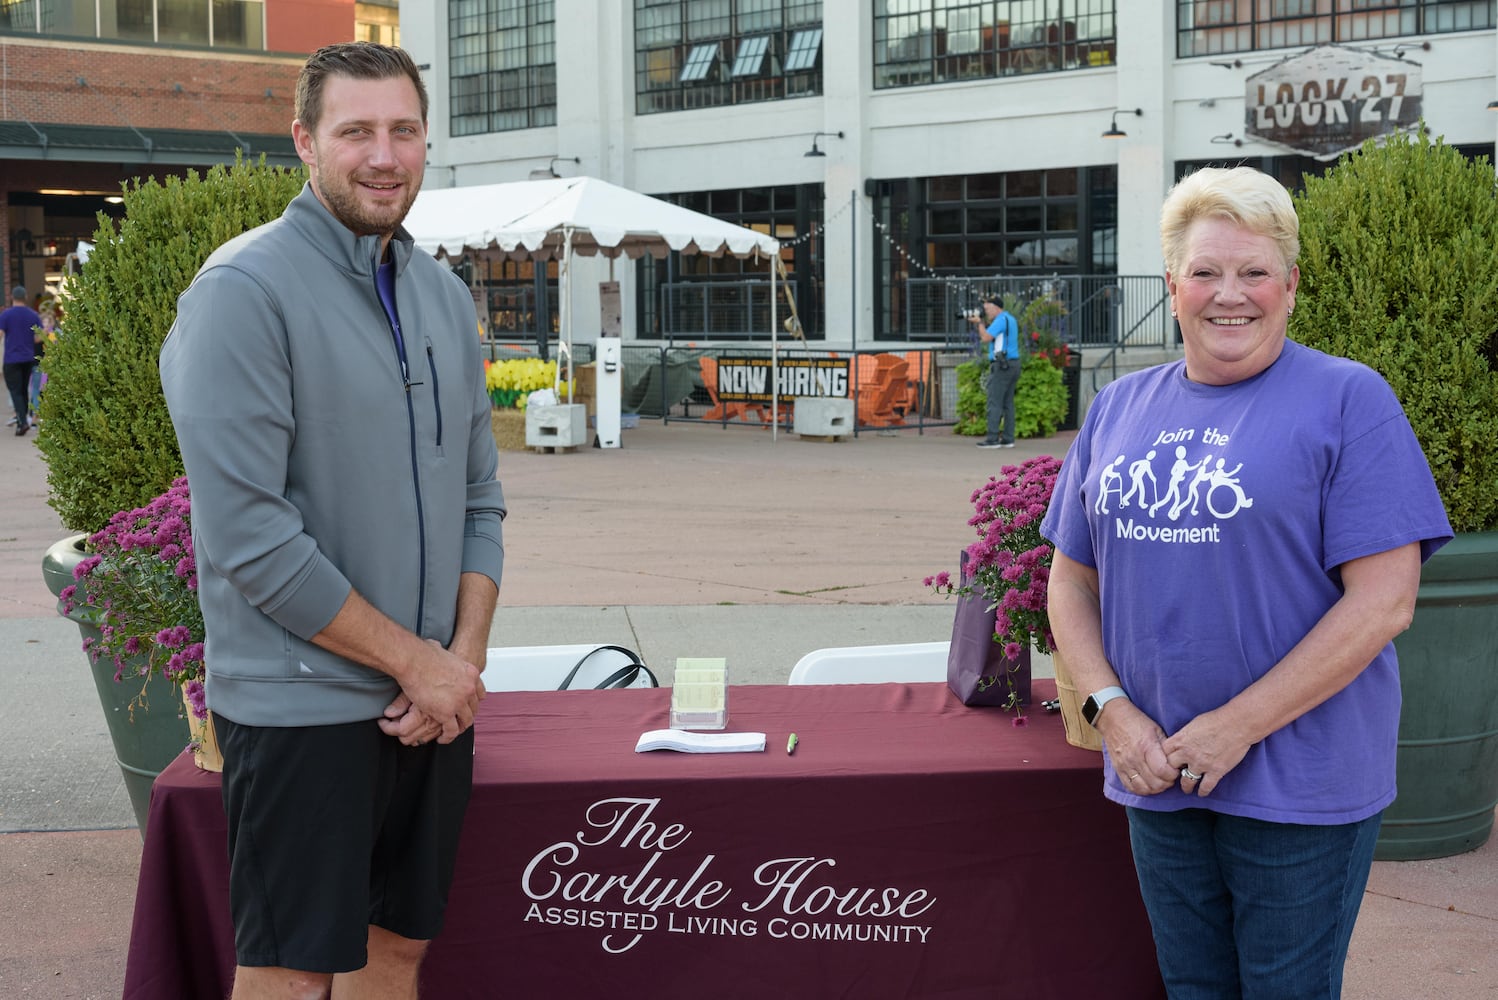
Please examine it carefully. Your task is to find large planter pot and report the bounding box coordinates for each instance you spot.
[1375,531,1498,861]
[42,534,191,834]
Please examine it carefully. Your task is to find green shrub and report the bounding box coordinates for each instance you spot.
[954,355,1067,439]
[1292,130,1498,532]
[38,158,307,534]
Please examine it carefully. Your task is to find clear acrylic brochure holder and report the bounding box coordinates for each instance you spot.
[669,658,728,730]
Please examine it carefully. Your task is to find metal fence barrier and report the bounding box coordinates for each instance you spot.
[904,274,1170,348]
[484,341,1094,437]
[650,346,965,436]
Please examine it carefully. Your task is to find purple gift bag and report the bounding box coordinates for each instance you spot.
[946,550,1032,707]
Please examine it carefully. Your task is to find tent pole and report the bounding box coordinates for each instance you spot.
[771,248,779,442]
[850,188,857,357]
[563,228,574,404]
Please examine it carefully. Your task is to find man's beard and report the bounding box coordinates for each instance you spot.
[317,168,421,239]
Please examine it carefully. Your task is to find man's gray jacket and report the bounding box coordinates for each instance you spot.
[160,183,506,727]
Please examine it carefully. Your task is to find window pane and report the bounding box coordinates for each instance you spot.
[929,208,963,234]
[967,173,1002,199]
[637,0,823,115]
[1007,204,1043,232]
[681,41,719,80]
[736,0,780,31]
[930,241,964,268]
[686,0,731,39]
[785,26,822,70]
[1006,171,1042,198]
[1045,168,1078,196]
[103,0,157,41]
[1049,202,1079,230]
[42,0,98,35]
[969,240,1005,267]
[449,0,557,134]
[214,0,264,48]
[928,176,964,201]
[966,206,1003,233]
[0,1,37,31]
[158,0,210,44]
[732,34,771,75]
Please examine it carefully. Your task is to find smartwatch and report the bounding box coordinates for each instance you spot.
[1081,686,1129,727]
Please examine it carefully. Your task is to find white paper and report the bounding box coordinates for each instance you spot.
[634,729,765,754]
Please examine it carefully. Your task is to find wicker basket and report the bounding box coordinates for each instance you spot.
[1051,649,1104,752]
[490,408,528,451]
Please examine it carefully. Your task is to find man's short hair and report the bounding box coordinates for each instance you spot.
[295,41,428,133]
[11,286,26,301]
[983,295,1003,307]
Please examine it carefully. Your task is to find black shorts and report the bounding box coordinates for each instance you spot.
[216,715,475,974]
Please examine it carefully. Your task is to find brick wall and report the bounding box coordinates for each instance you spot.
[0,40,304,134]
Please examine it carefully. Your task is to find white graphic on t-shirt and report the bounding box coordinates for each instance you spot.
[1203,459,1254,519]
[1119,450,1157,509]
[1100,436,1255,542]
[1149,446,1203,519]
[1094,455,1127,515]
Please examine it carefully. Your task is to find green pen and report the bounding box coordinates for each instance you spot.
[787,733,799,755]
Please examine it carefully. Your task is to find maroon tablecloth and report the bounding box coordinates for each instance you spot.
[123,681,1163,999]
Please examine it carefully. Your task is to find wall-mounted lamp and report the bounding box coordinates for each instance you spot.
[1102,108,1141,139]
[1211,133,1244,147]
[1209,58,1243,69]
[804,131,845,157]
[528,156,580,181]
[1391,41,1431,59]
[1488,99,1498,111]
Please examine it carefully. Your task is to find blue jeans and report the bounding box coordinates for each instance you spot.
[1126,807,1380,1000]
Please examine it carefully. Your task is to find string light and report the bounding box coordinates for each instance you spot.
[781,193,1055,306]
[869,213,990,302]
[775,193,853,250]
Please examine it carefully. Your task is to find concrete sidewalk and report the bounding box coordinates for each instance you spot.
[1,419,1493,998]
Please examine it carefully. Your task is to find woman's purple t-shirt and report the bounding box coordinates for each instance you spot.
[1041,339,1452,824]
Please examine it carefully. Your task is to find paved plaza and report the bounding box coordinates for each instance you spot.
[0,418,1492,997]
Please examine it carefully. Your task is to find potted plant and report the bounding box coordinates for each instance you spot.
[1291,129,1498,859]
[925,455,1099,747]
[37,157,305,831]
[57,478,219,769]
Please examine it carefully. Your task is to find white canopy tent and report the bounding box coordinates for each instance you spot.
[403,176,786,438]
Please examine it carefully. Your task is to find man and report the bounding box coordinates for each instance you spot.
[159,42,505,1000]
[969,294,1020,448]
[1,286,41,435]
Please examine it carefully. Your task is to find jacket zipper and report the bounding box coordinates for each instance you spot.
[425,341,443,448]
[382,272,427,633]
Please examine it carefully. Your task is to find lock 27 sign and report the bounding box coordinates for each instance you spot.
[1244,45,1422,159]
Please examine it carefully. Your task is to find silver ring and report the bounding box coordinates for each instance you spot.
[1180,766,1202,783]
[1128,773,1141,782]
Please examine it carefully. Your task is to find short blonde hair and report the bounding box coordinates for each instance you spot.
[1160,167,1300,276]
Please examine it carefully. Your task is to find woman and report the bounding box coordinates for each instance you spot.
[1040,167,1451,999]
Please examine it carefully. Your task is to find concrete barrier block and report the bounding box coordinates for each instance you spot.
[525,404,588,449]
[794,397,854,439]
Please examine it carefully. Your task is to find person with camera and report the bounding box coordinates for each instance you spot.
[969,294,1020,448]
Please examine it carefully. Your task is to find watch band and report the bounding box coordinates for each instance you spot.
[1082,686,1129,727]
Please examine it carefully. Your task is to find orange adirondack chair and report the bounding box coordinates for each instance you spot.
[854,354,910,428]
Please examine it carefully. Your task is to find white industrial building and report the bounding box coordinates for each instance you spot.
[399,1,1497,354]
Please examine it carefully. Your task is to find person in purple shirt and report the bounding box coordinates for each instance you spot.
[1,286,41,435]
[1041,167,1452,999]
